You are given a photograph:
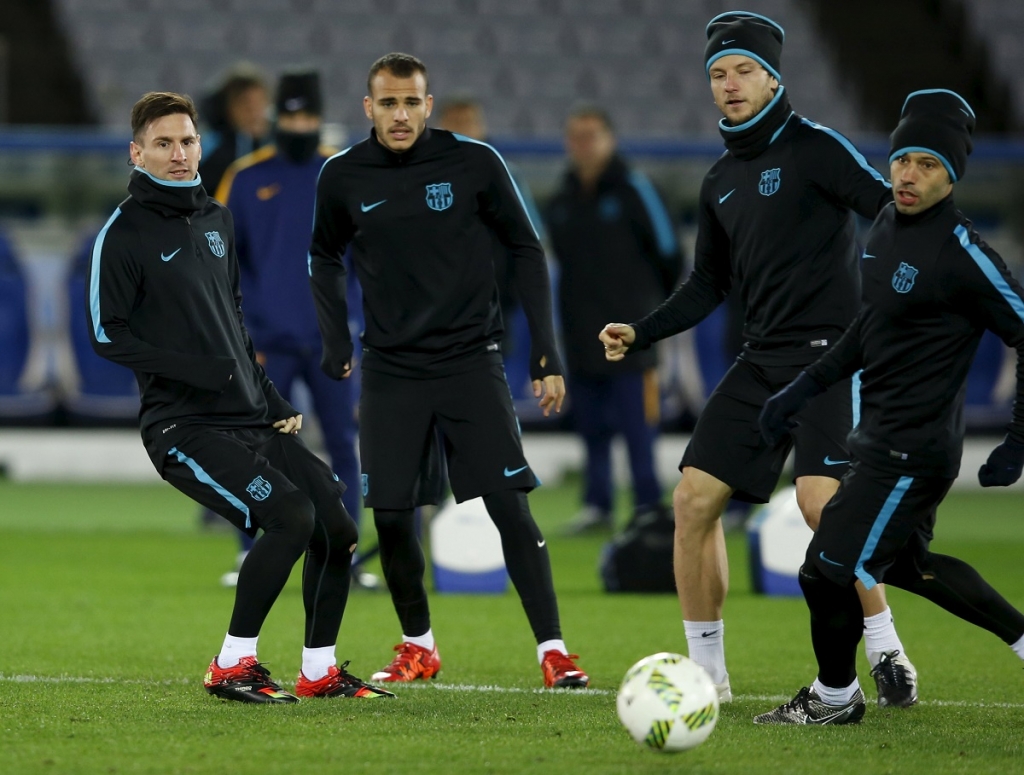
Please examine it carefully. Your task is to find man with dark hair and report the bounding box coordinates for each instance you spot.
[214,69,372,589]
[199,63,271,194]
[755,89,1024,725]
[89,91,391,704]
[309,53,589,688]
[546,103,681,534]
[599,11,914,705]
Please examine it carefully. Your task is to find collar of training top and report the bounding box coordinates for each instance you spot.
[718,84,793,161]
[128,167,209,216]
[367,127,436,164]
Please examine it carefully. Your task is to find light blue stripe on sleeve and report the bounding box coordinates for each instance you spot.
[453,133,539,239]
[854,475,913,589]
[628,170,679,257]
[89,207,123,344]
[955,224,1024,324]
[851,369,862,428]
[800,118,891,188]
[169,446,252,529]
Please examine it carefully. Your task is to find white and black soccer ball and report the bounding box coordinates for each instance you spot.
[616,652,719,752]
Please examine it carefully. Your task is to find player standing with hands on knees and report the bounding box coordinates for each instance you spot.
[89,92,391,704]
[754,89,1024,724]
[309,53,588,688]
[599,10,918,706]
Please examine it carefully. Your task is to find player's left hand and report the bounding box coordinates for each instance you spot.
[978,437,1024,487]
[533,375,566,417]
[273,414,303,435]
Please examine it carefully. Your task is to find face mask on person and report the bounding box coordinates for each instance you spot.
[275,128,320,163]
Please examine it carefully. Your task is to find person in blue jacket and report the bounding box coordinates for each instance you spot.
[216,69,370,588]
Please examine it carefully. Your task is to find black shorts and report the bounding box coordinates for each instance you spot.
[360,359,534,509]
[681,357,855,503]
[808,459,953,588]
[162,425,346,537]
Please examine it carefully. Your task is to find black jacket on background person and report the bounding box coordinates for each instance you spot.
[629,87,892,368]
[545,155,683,376]
[309,128,561,381]
[87,168,296,472]
[805,197,1024,479]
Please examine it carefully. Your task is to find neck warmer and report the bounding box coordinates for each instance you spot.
[719,86,793,161]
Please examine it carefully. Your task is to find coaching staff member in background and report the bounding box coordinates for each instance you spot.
[309,53,589,689]
[545,103,682,534]
[756,89,1024,725]
[599,11,914,705]
[88,92,391,703]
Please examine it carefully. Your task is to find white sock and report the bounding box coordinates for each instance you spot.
[812,677,861,705]
[1011,633,1024,660]
[537,639,567,664]
[863,607,905,666]
[217,634,258,669]
[301,645,336,681]
[684,620,727,685]
[404,629,435,650]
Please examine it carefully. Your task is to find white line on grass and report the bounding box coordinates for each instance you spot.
[3,675,1022,708]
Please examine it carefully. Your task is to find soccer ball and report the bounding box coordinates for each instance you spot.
[616,652,719,752]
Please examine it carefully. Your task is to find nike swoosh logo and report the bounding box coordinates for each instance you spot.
[719,189,736,204]
[819,552,844,567]
[504,465,528,477]
[823,456,849,466]
[161,248,181,262]
[360,200,387,212]
[722,39,735,45]
[701,631,718,638]
[537,540,546,548]
[862,252,877,259]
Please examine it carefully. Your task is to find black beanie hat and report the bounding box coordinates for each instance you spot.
[705,11,785,82]
[889,89,975,182]
[276,69,322,116]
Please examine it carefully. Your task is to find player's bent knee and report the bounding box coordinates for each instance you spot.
[672,477,723,528]
[262,490,316,546]
[319,499,358,551]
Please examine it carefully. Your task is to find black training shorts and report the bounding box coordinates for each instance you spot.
[808,459,953,589]
[359,359,536,509]
[681,357,855,503]
[162,425,346,537]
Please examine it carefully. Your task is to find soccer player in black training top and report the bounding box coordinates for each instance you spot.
[89,92,391,703]
[309,53,588,688]
[599,10,914,704]
[755,90,1024,725]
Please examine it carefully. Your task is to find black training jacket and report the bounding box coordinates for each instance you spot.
[630,87,892,367]
[545,154,683,376]
[87,168,295,470]
[805,197,1024,478]
[309,128,561,379]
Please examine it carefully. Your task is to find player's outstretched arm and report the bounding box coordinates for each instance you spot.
[599,323,636,361]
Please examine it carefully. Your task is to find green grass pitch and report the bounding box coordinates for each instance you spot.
[2,478,1023,774]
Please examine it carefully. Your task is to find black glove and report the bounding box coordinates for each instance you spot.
[978,436,1024,487]
[759,371,826,447]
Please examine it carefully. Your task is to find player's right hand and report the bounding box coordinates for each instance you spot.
[600,324,635,361]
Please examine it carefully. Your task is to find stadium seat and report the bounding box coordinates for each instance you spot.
[0,232,58,425]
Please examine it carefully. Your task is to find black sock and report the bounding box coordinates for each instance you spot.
[302,497,359,648]
[374,508,431,637]
[482,489,562,643]
[229,490,314,638]
[885,551,1024,645]
[799,562,863,689]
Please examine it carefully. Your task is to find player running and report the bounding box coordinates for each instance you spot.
[599,11,916,705]
[755,89,1024,724]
